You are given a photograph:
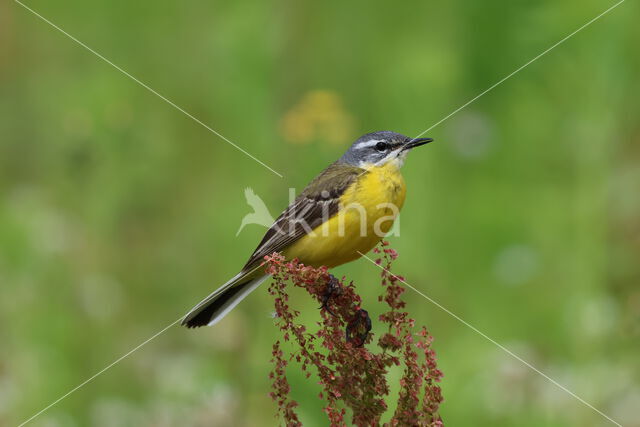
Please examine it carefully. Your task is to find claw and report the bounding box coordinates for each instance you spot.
[346,309,372,347]
[319,275,341,317]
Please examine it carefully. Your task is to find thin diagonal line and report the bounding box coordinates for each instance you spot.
[17,318,181,427]
[358,251,622,426]
[17,261,269,426]
[413,0,626,139]
[14,0,626,425]
[13,0,284,178]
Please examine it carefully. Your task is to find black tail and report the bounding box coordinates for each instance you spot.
[182,273,269,328]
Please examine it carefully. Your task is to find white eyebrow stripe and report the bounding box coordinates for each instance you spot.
[354,139,383,149]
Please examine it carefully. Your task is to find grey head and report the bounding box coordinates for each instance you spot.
[338,131,433,168]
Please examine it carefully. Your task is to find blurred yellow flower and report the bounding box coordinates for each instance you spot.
[280,90,355,145]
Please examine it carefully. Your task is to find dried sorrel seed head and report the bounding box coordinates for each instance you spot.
[266,243,444,426]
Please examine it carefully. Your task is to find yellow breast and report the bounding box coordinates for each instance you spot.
[284,160,406,268]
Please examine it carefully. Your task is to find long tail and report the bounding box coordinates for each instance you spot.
[181,272,269,328]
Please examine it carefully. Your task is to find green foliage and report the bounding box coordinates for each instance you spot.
[1,0,639,426]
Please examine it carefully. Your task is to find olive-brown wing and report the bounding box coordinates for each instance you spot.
[242,163,365,271]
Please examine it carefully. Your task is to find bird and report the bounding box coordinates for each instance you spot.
[235,187,275,236]
[182,131,433,328]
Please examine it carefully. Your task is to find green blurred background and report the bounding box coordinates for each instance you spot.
[1,0,639,425]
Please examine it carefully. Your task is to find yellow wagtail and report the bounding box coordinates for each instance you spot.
[182,131,432,328]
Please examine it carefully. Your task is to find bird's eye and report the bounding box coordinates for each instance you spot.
[375,141,388,152]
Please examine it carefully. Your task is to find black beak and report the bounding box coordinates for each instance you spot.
[402,137,433,151]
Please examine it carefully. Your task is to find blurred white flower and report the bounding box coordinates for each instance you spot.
[610,387,640,427]
[91,398,142,427]
[493,244,540,286]
[77,275,124,322]
[578,297,618,338]
[446,111,494,160]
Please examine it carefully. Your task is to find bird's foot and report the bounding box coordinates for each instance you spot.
[346,308,372,347]
[319,274,342,317]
